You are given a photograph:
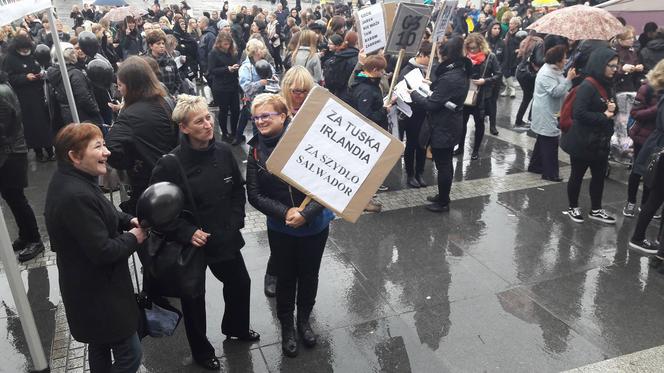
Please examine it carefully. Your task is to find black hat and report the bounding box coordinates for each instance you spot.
[329,34,343,46]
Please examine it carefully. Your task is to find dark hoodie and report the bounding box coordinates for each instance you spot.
[323,47,358,101]
[46,64,102,127]
[640,37,664,73]
[485,22,505,64]
[561,47,617,161]
[349,73,388,130]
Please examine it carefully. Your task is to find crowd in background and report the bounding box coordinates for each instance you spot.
[1,0,664,371]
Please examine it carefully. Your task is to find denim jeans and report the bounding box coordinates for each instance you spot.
[88,332,142,373]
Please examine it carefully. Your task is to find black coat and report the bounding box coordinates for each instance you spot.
[106,97,178,194]
[469,52,502,105]
[118,31,143,59]
[412,59,470,149]
[349,74,388,130]
[47,65,102,125]
[640,38,664,73]
[502,30,521,77]
[324,47,358,102]
[150,137,246,263]
[3,51,51,148]
[633,95,664,176]
[208,48,240,92]
[397,59,428,130]
[561,48,617,161]
[246,131,326,223]
[44,163,139,344]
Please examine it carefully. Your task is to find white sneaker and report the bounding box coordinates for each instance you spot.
[564,207,584,223]
[588,209,616,224]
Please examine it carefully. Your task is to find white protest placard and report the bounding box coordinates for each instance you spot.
[433,0,458,42]
[385,3,432,55]
[357,4,387,54]
[266,87,404,223]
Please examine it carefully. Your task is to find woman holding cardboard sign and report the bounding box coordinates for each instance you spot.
[246,93,334,358]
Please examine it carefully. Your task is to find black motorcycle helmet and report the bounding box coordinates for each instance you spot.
[136,182,184,229]
[254,59,272,80]
[86,58,114,90]
[34,44,51,67]
[77,31,99,57]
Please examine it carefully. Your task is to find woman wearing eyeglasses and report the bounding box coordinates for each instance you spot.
[246,93,334,358]
[561,47,619,225]
[259,66,316,299]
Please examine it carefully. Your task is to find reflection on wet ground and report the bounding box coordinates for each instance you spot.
[2,94,663,372]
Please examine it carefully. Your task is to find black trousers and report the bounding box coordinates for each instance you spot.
[516,76,534,124]
[181,253,251,361]
[627,143,650,205]
[528,134,559,178]
[212,89,240,137]
[635,163,664,243]
[567,156,608,210]
[88,332,142,373]
[0,153,40,242]
[461,105,485,153]
[403,120,425,177]
[267,227,328,323]
[431,147,454,206]
[485,86,500,129]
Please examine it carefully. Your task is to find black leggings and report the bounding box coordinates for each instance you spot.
[212,89,240,137]
[431,147,454,206]
[403,120,426,177]
[516,76,534,124]
[567,156,608,210]
[460,105,485,153]
[627,143,650,205]
[268,227,328,323]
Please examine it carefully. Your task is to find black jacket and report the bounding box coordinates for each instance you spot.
[412,59,470,149]
[561,48,617,161]
[397,59,428,129]
[502,29,521,76]
[349,73,388,130]
[47,65,102,125]
[246,129,326,224]
[208,48,240,92]
[487,31,506,65]
[150,137,246,263]
[470,52,502,105]
[173,25,198,67]
[118,31,143,59]
[44,162,139,344]
[198,26,217,74]
[640,38,664,73]
[324,47,358,102]
[231,23,246,53]
[106,97,178,193]
[0,79,27,157]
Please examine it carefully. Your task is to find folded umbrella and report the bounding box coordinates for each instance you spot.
[527,4,624,40]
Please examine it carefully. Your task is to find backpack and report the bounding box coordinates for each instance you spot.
[559,77,608,133]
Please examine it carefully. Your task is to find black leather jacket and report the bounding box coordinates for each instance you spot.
[0,78,28,159]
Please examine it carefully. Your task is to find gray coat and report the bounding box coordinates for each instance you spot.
[531,63,572,137]
[292,47,323,82]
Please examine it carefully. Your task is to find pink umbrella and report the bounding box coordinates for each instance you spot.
[526,4,624,40]
[102,6,147,22]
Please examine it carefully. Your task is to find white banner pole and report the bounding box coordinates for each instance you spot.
[47,6,80,123]
[0,208,49,372]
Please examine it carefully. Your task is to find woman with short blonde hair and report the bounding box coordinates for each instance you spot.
[280,66,315,115]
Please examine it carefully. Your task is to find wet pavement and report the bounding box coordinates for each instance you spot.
[2,88,664,372]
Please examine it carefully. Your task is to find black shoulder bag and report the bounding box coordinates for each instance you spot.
[139,153,207,298]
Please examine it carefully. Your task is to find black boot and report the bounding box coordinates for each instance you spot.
[18,241,45,262]
[297,313,317,348]
[407,176,420,188]
[415,173,427,187]
[264,274,277,298]
[490,125,499,135]
[281,321,298,357]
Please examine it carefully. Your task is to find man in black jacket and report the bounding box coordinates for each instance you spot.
[0,71,45,261]
[197,16,217,79]
[349,55,388,130]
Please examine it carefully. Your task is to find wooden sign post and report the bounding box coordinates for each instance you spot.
[266,87,404,223]
[426,0,458,80]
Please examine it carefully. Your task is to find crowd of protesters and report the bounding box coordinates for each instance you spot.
[2,0,664,371]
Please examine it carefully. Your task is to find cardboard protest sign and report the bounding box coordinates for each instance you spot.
[266,87,404,223]
[433,0,458,42]
[356,4,387,54]
[385,3,432,55]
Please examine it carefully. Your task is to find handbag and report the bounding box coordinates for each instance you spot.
[138,154,207,298]
[464,55,491,107]
[644,147,664,189]
[131,254,183,339]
